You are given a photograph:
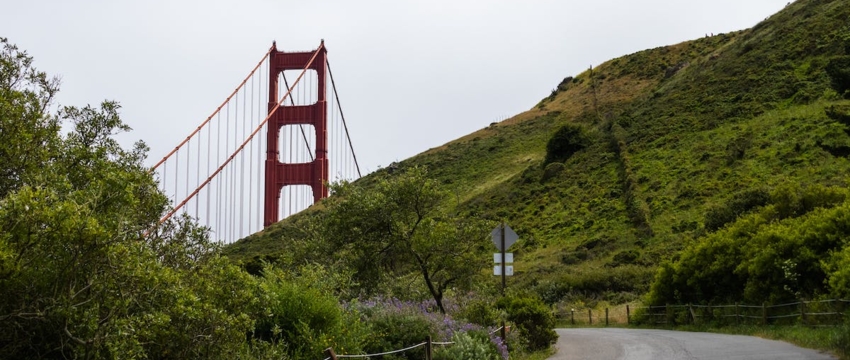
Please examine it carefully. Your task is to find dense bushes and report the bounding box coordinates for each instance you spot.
[434,331,503,360]
[650,184,850,305]
[704,188,770,231]
[544,123,590,164]
[826,56,850,97]
[496,295,557,351]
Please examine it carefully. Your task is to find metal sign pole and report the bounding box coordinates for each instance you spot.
[501,222,506,295]
[500,222,506,341]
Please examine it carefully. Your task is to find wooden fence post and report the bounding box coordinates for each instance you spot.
[571,309,575,325]
[666,304,671,325]
[762,302,767,325]
[626,305,631,325]
[801,300,807,326]
[426,335,432,360]
[686,303,696,325]
[606,308,609,326]
[324,348,337,360]
[735,303,740,325]
[588,309,592,325]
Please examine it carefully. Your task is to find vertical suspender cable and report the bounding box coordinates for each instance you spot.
[174,151,179,209]
[258,61,264,230]
[162,160,167,204]
[206,120,211,228]
[185,138,190,215]
[222,102,233,241]
[248,70,255,235]
[326,59,361,178]
[241,82,247,238]
[195,129,201,217]
[216,112,222,240]
[232,95,238,241]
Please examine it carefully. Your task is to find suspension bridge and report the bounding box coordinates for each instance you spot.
[150,41,361,243]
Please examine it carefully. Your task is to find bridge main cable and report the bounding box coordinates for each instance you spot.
[157,42,325,225]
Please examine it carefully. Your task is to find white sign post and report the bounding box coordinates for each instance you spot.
[492,222,518,341]
[492,223,518,291]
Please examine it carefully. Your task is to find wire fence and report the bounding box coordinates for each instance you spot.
[554,299,850,327]
[322,326,506,360]
[323,336,449,360]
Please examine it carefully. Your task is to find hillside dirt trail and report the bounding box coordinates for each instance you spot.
[548,328,836,360]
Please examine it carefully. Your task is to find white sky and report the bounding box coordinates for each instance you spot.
[3,0,789,174]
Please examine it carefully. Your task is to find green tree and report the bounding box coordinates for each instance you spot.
[0,38,267,359]
[322,167,490,313]
[0,37,60,198]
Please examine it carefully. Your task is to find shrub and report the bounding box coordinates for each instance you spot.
[496,295,557,351]
[826,56,850,97]
[826,105,850,127]
[609,250,641,267]
[455,298,500,327]
[704,188,770,231]
[365,312,433,360]
[254,266,367,357]
[544,124,590,164]
[434,331,502,360]
[353,297,494,360]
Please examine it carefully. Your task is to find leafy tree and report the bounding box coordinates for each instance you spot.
[0,37,60,198]
[0,38,269,359]
[321,167,490,313]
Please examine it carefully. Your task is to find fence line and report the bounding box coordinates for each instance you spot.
[323,328,501,360]
[554,299,849,327]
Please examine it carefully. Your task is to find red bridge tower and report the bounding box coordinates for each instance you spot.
[264,42,328,227]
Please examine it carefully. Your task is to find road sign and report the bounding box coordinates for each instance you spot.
[491,224,518,251]
[493,265,514,276]
[494,253,514,264]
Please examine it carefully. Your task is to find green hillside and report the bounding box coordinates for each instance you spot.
[227,0,850,306]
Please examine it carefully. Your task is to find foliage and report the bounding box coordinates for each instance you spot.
[0,37,273,358]
[351,297,506,360]
[703,187,770,231]
[321,167,491,313]
[649,184,850,305]
[544,123,590,164]
[0,37,60,199]
[826,56,850,97]
[254,265,368,357]
[496,294,557,351]
[434,331,502,360]
[454,296,501,327]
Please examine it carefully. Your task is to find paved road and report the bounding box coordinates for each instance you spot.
[548,328,836,360]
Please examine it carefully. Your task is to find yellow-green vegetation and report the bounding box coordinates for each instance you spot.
[230,0,850,314]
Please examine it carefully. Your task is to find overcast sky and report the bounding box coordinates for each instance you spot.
[3,0,789,175]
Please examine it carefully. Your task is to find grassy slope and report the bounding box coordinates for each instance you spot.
[226,0,850,305]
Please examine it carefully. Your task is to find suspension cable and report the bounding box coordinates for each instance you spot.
[326,58,361,177]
